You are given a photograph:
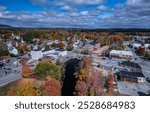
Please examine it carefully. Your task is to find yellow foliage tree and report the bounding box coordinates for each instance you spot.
[74,68,89,81]
[7,81,42,96]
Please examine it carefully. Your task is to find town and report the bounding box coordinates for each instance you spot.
[0,28,150,96]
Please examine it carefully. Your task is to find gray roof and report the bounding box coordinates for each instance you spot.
[116,71,145,78]
[120,61,141,69]
[8,46,14,51]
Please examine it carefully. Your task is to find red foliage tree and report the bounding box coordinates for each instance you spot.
[107,74,116,91]
[21,65,31,77]
[75,70,104,96]
[75,80,88,96]
[58,41,64,49]
[44,78,62,96]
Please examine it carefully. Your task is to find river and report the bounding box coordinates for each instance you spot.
[61,58,80,96]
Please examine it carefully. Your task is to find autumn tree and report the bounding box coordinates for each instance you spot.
[17,43,28,54]
[21,65,32,78]
[85,71,104,96]
[75,80,88,96]
[82,58,92,69]
[44,78,62,96]
[106,74,116,92]
[75,70,104,96]
[35,62,61,80]
[74,68,89,81]
[7,81,42,96]
[58,41,64,49]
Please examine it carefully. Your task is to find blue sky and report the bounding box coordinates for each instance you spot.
[0,0,149,28]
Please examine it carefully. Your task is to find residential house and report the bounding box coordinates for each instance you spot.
[8,46,18,56]
[92,46,109,56]
[144,44,150,49]
[94,43,101,49]
[31,50,43,60]
[132,43,141,49]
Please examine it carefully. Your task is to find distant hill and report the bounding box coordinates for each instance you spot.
[0,24,12,28]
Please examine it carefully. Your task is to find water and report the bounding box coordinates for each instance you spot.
[61,59,80,96]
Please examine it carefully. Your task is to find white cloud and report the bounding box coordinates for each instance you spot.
[65,0,105,5]
[80,11,89,16]
[97,5,108,10]
[0,0,150,28]
[61,5,71,11]
[127,0,150,7]
[70,12,79,16]
[30,0,47,5]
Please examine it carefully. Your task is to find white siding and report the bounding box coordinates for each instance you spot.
[31,51,43,60]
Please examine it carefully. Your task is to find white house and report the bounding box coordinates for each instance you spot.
[33,45,38,50]
[44,49,67,59]
[56,50,67,57]
[31,50,43,60]
[43,49,55,56]
[133,43,141,49]
[7,41,13,47]
[144,44,150,49]
[8,46,18,56]
[110,50,133,60]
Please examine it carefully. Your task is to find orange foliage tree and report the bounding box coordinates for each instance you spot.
[58,41,64,49]
[107,74,116,91]
[44,78,62,96]
[21,65,32,77]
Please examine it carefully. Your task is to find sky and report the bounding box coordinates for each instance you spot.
[0,0,150,28]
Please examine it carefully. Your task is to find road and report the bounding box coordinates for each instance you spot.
[125,42,150,79]
[0,57,22,87]
[0,74,22,87]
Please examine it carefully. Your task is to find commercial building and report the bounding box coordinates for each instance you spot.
[116,71,145,83]
[110,50,133,60]
[119,61,141,72]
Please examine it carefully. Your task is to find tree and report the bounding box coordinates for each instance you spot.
[85,71,104,96]
[66,45,74,51]
[106,74,116,91]
[82,58,92,69]
[35,62,61,80]
[58,41,64,49]
[21,65,32,77]
[75,80,88,96]
[7,81,42,96]
[0,41,9,56]
[23,31,34,44]
[51,43,58,49]
[75,70,104,96]
[44,78,62,96]
[0,49,9,56]
[74,68,89,81]
[17,43,28,54]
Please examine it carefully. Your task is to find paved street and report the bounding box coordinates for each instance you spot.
[0,57,22,86]
[125,42,150,80]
